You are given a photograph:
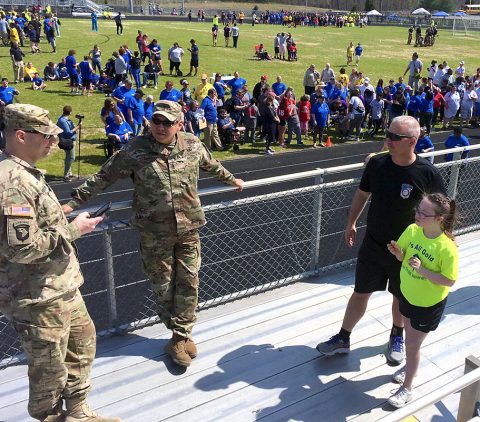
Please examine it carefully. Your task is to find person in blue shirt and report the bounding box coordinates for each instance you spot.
[79,56,94,96]
[31,72,46,90]
[106,114,133,149]
[112,79,135,120]
[324,77,336,98]
[406,90,421,118]
[44,15,56,52]
[310,95,330,147]
[56,105,81,180]
[200,88,224,150]
[126,89,147,135]
[91,12,98,32]
[419,90,434,135]
[148,39,161,59]
[394,77,406,93]
[159,80,182,102]
[0,78,19,106]
[271,75,287,97]
[143,95,154,121]
[354,43,363,66]
[415,127,435,163]
[65,49,79,94]
[213,73,227,103]
[27,24,40,54]
[227,71,246,97]
[444,126,470,162]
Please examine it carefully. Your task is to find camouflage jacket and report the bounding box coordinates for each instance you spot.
[0,153,83,317]
[68,131,236,235]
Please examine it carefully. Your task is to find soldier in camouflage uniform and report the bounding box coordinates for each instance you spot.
[63,100,244,368]
[0,104,121,422]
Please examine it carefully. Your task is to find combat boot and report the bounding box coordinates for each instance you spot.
[165,333,192,367]
[64,400,121,422]
[185,338,198,359]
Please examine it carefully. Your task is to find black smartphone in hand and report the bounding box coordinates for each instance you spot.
[89,202,112,218]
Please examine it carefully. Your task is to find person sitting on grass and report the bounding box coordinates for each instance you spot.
[31,72,46,90]
[257,44,272,61]
[217,107,245,151]
[23,61,38,82]
[44,62,58,81]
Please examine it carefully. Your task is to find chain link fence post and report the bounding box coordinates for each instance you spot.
[102,224,118,332]
[447,151,462,199]
[310,173,324,273]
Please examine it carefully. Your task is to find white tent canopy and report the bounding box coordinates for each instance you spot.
[412,7,431,15]
[366,9,383,16]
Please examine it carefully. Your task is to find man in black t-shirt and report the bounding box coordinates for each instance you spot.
[317,116,445,365]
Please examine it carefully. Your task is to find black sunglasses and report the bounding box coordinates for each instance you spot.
[151,117,177,127]
[21,129,55,141]
[385,130,414,142]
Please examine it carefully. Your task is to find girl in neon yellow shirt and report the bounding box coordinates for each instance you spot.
[387,192,458,408]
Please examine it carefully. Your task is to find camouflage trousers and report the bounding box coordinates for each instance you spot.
[139,230,201,338]
[12,290,96,421]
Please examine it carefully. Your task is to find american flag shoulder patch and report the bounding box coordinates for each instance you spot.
[9,206,34,217]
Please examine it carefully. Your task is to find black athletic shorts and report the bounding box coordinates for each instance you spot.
[190,59,199,68]
[399,291,447,333]
[354,233,402,298]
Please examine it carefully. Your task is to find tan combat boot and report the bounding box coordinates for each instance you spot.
[165,333,192,367]
[64,400,121,422]
[185,338,198,359]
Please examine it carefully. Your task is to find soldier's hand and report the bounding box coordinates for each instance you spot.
[233,178,244,191]
[73,212,103,235]
[62,204,74,215]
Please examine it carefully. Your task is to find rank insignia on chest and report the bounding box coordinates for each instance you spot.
[400,184,413,199]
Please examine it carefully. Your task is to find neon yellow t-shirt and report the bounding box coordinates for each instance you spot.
[213,16,219,26]
[337,74,348,86]
[346,46,354,57]
[397,223,458,307]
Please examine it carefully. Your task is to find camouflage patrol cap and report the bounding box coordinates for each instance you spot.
[4,103,63,136]
[152,100,183,122]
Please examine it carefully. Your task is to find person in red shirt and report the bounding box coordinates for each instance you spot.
[432,87,444,127]
[298,95,311,135]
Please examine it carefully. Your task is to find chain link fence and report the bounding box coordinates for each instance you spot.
[2,152,480,368]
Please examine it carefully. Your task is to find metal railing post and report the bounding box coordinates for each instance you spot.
[310,173,324,273]
[447,151,462,199]
[102,224,118,331]
[458,355,480,422]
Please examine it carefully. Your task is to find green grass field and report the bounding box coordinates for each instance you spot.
[1,19,479,177]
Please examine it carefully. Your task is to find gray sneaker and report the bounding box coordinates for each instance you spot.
[388,386,413,408]
[316,334,350,356]
[386,335,405,365]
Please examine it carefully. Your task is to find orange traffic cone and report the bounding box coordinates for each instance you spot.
[325,136,332,147]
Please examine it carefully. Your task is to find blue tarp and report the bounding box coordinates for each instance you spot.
[432,11,449,17]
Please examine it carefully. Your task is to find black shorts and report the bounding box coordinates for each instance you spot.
[82,79,91,88]
[69,74,79,87]
[274,46,279,54]
[278,119,287,127]
[354,233,402,298]
[190,59,199,67]
[399,291,446,333]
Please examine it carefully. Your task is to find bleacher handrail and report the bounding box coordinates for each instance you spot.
[377,366,480,422]
[69,144,480,217]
